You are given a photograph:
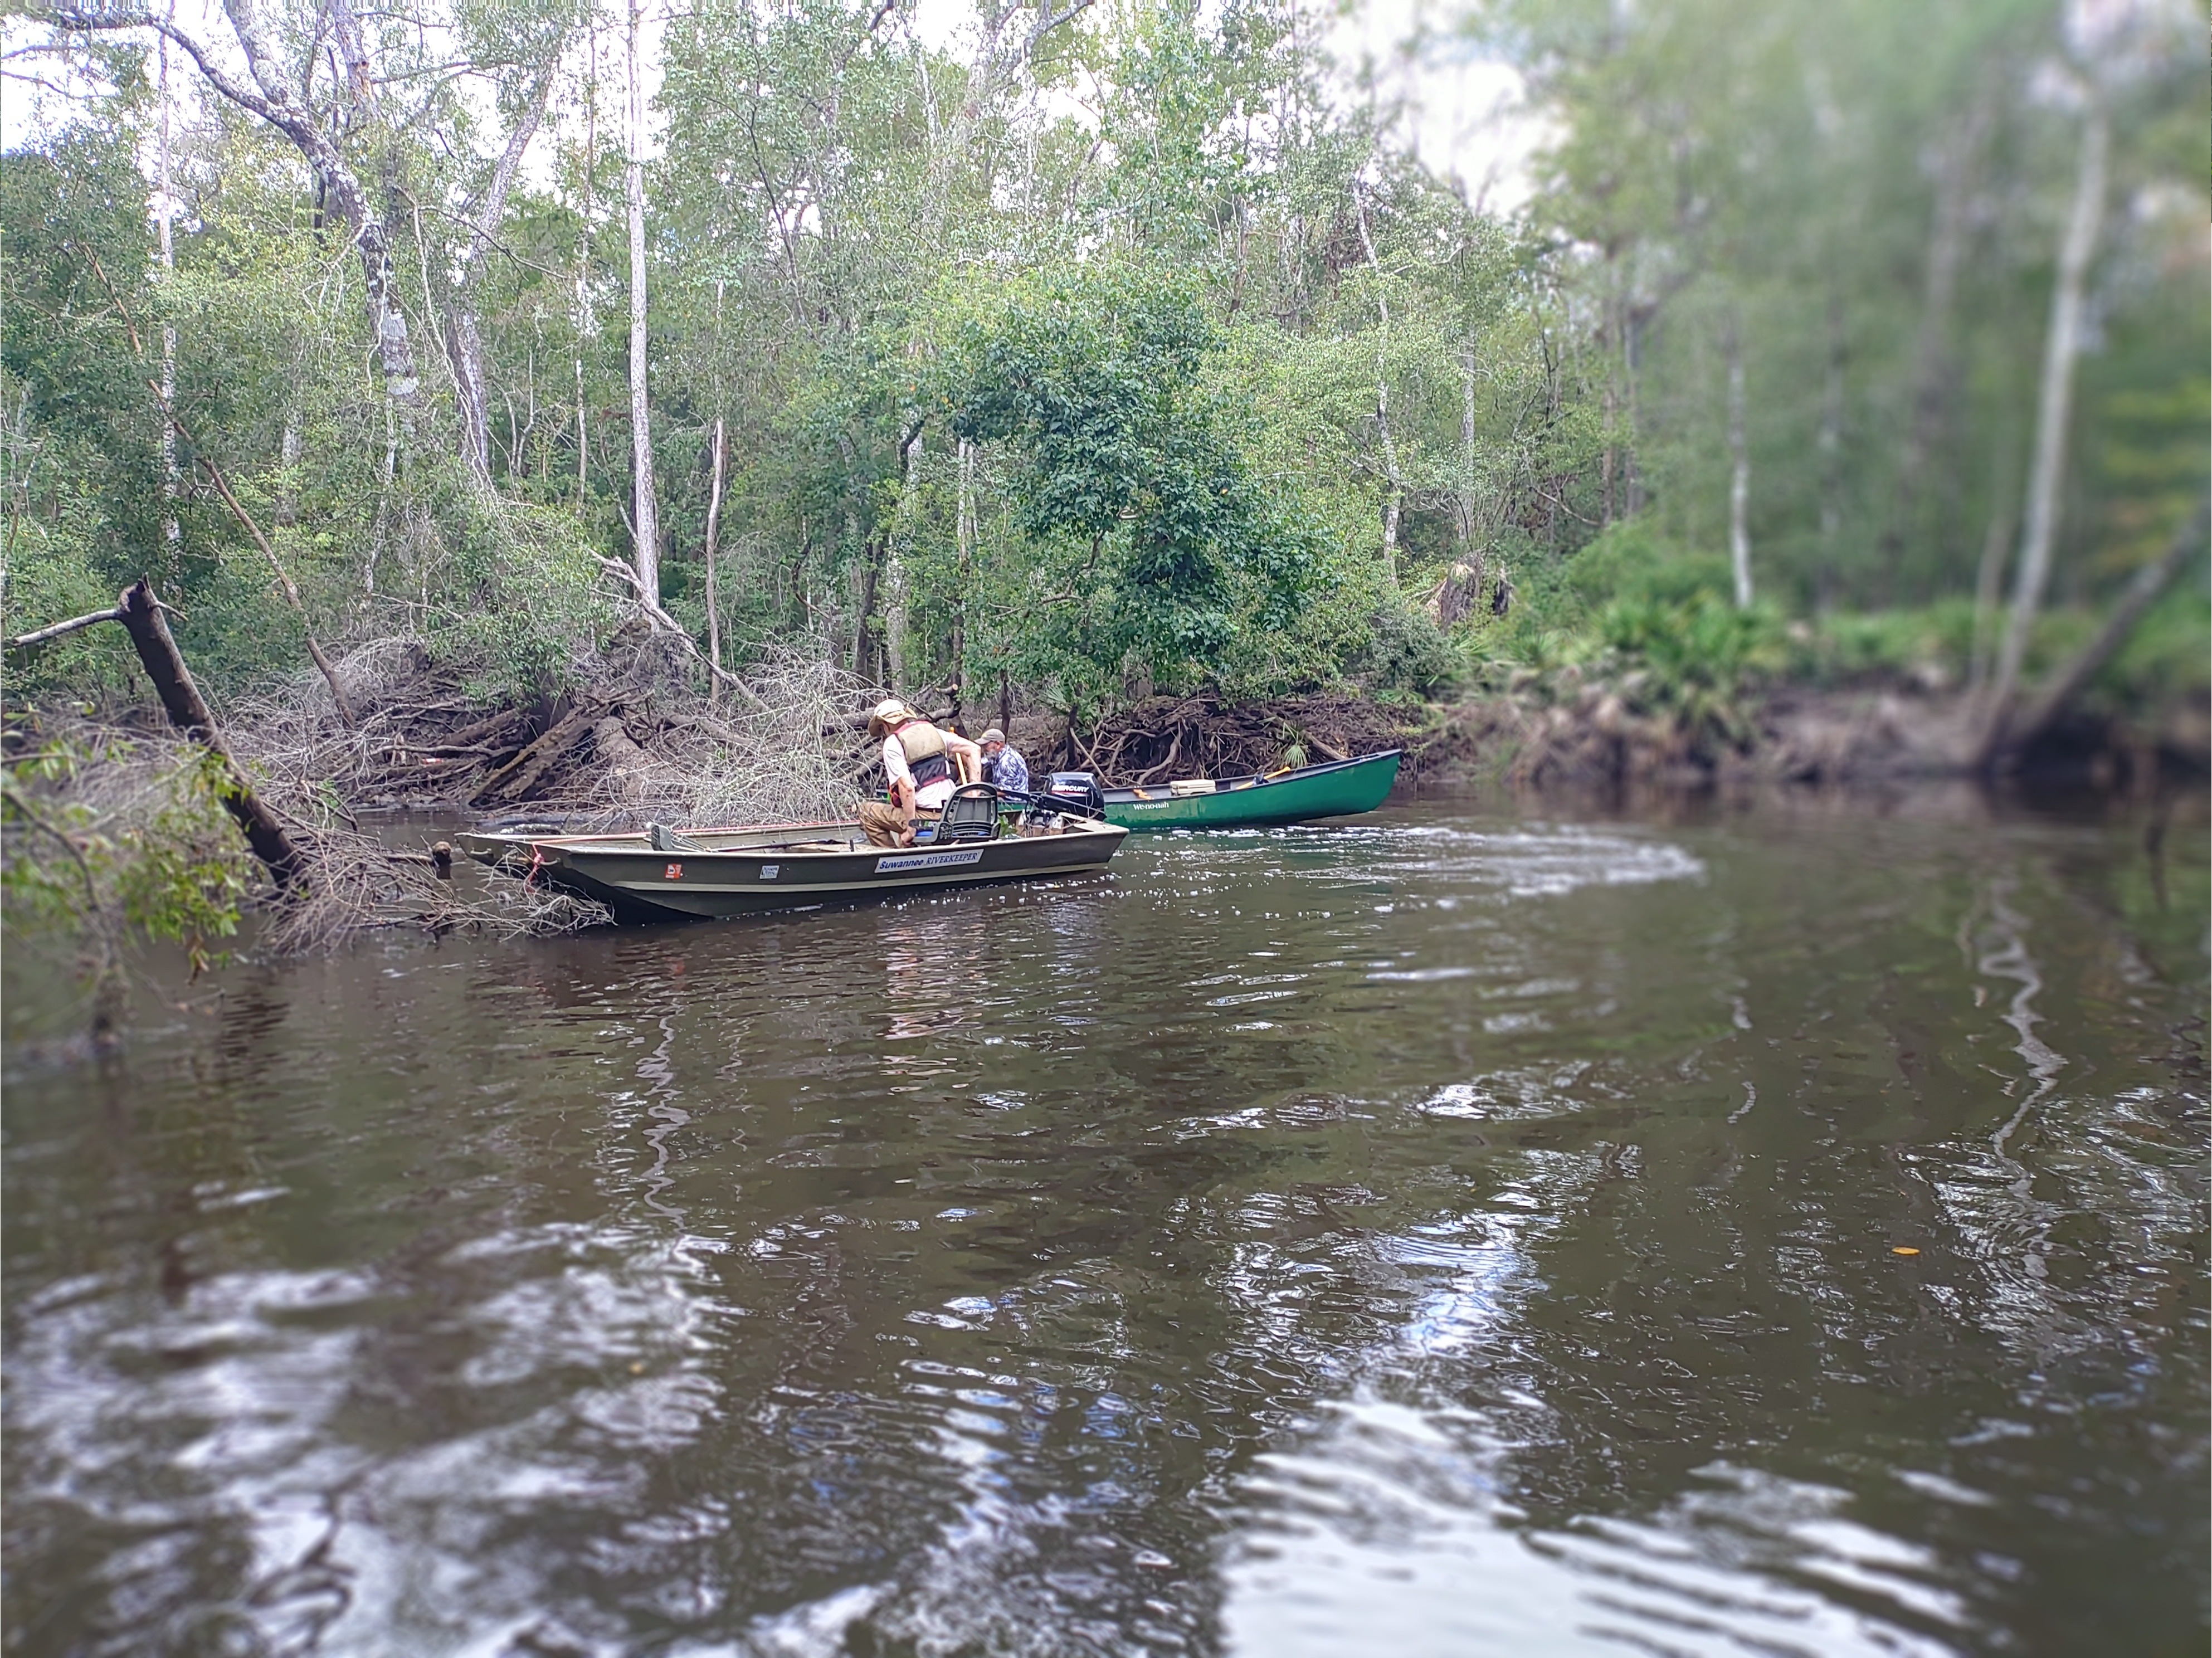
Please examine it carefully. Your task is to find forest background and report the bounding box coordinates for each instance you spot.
[1,0,2206,848]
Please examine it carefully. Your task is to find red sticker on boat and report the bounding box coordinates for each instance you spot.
[665,862,683,880]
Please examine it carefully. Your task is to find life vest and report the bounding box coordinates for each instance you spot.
[889,718,949,789]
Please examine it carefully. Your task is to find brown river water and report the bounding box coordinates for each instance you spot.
[3,787,2205,1657]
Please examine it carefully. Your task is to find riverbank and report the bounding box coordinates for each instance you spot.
[997,681,2208,796]
[3,631,2201,995]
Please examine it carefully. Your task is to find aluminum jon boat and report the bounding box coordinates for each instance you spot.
[1100,748,1402,831]
[458,802,1128,923]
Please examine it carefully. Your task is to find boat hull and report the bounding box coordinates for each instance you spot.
[466,821,1128,923]
[1100,749,1401,831]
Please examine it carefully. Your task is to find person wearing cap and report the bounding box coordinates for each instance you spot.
[979,728,1029,796]
[857,699,982,847]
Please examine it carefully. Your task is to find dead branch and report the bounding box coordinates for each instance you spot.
[10,606,124,648]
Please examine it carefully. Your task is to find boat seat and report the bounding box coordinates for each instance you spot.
[648,822,706,853]
[936,784,1003,844]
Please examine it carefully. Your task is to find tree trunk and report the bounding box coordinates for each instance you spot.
[451,56,561,487]
[885,433,920,690]
[155,9,179,557]
[952,436,975,713]
[1727,311,1752,609]
[1997,496,2209,762]
[625,0,660,606]
[1981,94,2109,755]
[114,581,307,890]
[1973,424,2026,698]
[576,11,597,514]
[852,539,883,682]
[1817,290,1844,611]
[1457,342,1484,599]
[703,414,727,700]
[1355,188,1402,578]
[277,416,300,525]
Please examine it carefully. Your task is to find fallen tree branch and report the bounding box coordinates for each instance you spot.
[1990,494,2211,767]
[109,580,308,890]
[9,606,125,648]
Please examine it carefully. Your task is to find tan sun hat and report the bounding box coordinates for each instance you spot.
[980,728,1006,746]
[867,698,910,736]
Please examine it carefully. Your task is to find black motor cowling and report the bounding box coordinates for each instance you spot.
[1040,771,1105,818]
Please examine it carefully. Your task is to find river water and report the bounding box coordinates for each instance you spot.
[3,787,2205,1657]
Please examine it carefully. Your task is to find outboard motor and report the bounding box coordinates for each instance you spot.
[1039,771,1105,819]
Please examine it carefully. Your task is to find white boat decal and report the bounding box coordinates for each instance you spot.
[875,848,986,872]
[760,864,778,880]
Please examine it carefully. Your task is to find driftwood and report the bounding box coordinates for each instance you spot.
[470,701,605,805]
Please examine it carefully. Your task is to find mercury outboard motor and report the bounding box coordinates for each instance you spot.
[1039,771,1105,818]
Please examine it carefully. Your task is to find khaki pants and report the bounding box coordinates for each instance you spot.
[857,801,907,846]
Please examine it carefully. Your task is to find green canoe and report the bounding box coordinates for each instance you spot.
[1099,748,1402,831]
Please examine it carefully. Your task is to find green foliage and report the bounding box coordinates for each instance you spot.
[1598,592,1787,747]
[422,495,614,702]
[946,265,1318,708]
[1351,602,1454,701]
[4,0,2203,752]
[1564,520,1734,613]
[2,740,252,992]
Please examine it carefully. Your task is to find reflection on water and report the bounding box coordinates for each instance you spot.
[3,792,2205,1656]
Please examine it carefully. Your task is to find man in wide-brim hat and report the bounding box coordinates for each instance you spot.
[859,699,981,847]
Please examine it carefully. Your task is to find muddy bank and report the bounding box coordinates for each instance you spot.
[1446,681,2209,791]
[989,685,2209,794]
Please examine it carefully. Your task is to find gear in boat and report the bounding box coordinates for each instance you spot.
[456,782,1128,923]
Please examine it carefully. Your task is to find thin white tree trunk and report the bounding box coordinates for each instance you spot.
[885,435,920,690]
[576,11,596,513]
[1817,291,1843,607]
[1727,311,1752,609]
[625,0,659,607]
[953,436,975,710]
[277,417,299,524]
[1355,189,1402,578]
[1985,95,2108,742]
[157,3,179,551]
[703,414,727,701]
